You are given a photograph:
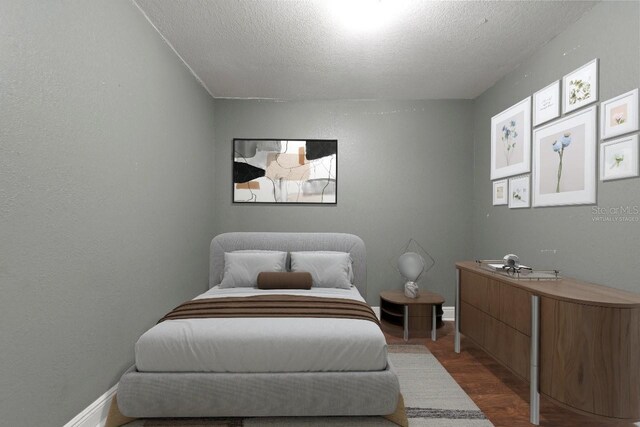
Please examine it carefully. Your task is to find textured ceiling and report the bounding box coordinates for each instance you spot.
[134,0,597,100]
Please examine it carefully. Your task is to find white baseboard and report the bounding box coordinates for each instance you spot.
[63,383,117,427]
[372,306,454,321]
[442,306,455,321]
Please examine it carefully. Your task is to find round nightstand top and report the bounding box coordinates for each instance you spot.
[380,289,445,305]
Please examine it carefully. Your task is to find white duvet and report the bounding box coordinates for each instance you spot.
[135,286,387,373]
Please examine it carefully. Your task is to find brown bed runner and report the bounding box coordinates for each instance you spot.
[158,295,380,326]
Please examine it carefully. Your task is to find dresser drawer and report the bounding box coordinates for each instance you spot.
[460,270,489,312]
[483,316,530,381]
[460,301,486,347]
[499,283,531,336]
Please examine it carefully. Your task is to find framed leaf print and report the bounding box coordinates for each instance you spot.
[562,59,598,114]
[490,97,532,180]
[600,134,639,181]
[508,175,530,209]
[533,106,597,207]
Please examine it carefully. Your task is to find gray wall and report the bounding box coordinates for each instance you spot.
[0,1,215,426]
[213,99,475,305]
[472,1,640,292]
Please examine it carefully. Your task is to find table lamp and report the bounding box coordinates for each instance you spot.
[397,252,425,298]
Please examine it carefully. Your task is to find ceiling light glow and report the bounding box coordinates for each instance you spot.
[328,0,404,33]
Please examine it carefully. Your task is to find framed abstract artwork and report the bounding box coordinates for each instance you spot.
[508,175,530,209]
[533,80,560,127]
[233,139,337,204]
[600,134,639,181]
[490,97,531,180]
[492,179,508,206]
[600,88,638,139]
[533,106,597,207]
[562,59,598,114]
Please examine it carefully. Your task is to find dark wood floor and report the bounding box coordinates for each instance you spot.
[383,320,635,427]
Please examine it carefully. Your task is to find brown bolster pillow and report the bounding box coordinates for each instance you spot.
[257,272,313,290]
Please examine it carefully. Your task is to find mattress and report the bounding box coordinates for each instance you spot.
[135,286,387,373]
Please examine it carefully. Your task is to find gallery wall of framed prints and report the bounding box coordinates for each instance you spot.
[490,58,639,210]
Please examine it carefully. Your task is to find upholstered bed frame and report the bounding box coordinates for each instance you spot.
[110,232,402,424]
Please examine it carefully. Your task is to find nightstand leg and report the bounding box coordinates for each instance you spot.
[403,305,409,341]
[431,305,437,341]
[455,268,460,353]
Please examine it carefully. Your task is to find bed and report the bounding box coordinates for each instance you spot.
[106,232,405,426]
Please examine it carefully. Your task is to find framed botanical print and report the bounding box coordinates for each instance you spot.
[533,106,597,207]
[490,97,531,180]
[600,88,638,139]
[533,80,560,127]
[233,139,337,204]
[492,179,508,206]
[562,59,598,114]
[600,134,639,181]
[508,175,530,209]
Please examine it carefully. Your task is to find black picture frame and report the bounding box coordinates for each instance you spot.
[232,138,338,205]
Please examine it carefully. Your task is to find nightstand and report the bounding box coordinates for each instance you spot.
[380,290,445,341]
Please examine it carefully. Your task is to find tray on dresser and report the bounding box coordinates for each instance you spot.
[475,259,561,280]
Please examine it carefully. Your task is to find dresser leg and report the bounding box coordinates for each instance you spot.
[530,295,540,425]
[403,305,409,341]
[454,269,461,353]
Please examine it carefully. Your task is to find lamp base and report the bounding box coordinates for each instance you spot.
[404,281,419,298]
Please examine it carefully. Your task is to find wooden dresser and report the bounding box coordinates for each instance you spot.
[455,261,640,424]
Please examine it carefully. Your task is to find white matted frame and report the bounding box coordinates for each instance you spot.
[492,179,508,206]
[600,134,639,181]
[562,59,598,114]
[533,80,560,127]
[508,175,530,209]
[533,106,597,207]
[600,89,639,140]
[490,97,531,180]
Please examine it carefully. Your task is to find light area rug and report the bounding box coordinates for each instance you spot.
[125,345,492,427]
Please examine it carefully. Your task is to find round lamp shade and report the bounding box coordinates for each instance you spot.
[397,252,425,282]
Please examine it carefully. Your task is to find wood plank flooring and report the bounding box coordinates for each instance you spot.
[383,320,636,427]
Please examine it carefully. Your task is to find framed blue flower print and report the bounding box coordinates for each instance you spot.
[532,106,597,206]
[490,97,532,180]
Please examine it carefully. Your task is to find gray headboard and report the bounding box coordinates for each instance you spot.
[210,232,367,298]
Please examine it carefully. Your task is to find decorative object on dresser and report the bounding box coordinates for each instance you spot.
[562,58,598,114]
[233,139,337,204]
[475,258,560,281]
[599,134,639,181]
[492,179,508,206]
[532,106,597,207]
[533,80,561,127]
[454,260,640,425]
[380,290,444,342]
[600,88,638,139]
[490,97,532,180]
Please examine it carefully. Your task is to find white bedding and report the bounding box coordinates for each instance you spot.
[135,286,387,373]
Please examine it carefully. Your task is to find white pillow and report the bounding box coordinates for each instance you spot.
[220,251,287,288]
[290,252,352,289]
[310,251,355,283]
